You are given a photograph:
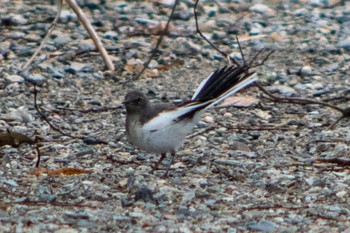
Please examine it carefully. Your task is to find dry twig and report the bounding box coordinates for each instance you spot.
[135,0,180,79]
[23,0,114,72]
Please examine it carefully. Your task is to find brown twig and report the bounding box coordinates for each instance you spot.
[64,0,114,72]
[316,158,350,166]
[33,85,79,139]
[194,0,239,67]
[134,0,180,79]
[255,82,349,128]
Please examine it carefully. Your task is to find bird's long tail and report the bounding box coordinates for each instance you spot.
[175,65,256,121]
[192,65,257,108]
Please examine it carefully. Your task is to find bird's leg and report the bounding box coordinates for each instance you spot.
[162,152,176,178]
[152,153,166,171]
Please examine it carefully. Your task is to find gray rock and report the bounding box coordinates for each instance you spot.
[250,4,273,15]
[135,18,158,26]
[248,220,276,232]
[300,66,312,76]
[60,10,77,22]
[337,38,350,49]
[24,74,46,86]
[104,31,119,40]
[250,27,261,36]
[0,41,11,54]
[267,85,298,97]
[53,34,72,46]
[5,75,24,83]
[170,37,201,55]
[4,14,28,25]
[0,179,18,186]
[323,63,338,72]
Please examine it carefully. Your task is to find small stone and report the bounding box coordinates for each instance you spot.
[230,141,251,152]
[5,14,28,25]
[148,60,158,69]
[5,75,24,83]
[267,85,298,97]
[24,74,46,86]
[53,34,71,46]
[0,179,18,187]
[250,4,274,15]
[250,27,261,36]
[336,190,347,198]
[248,220,276,232]
[60,10,77,22]
[135,18,158,26]
[323,63,338,72]
[300,66,312,76]
[69,62,87,72]
[104,31,119,40]
[0,41,11,54]
[203,115,214,123]
[224,112,232,118]
[337,38,350,49]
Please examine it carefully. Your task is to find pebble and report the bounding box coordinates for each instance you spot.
[337,38,350,49]
[335,190,347,198]
[0,179,18,187]
[300,66,312,76]
[0,41,11,54]
[250,27,261,36]
[203,115,214,123]
[4,14,28,25]
[135,18,158,26]
[104,31,119,40]
[247,220,276,232]
[322,63,338,72]
[74,148,94,157]
[60,10,77,22]
[267,85,298,97]
[250,4,274,15]
[53,34,72,46]
[24,73,46,86]
[170,38,201,55]
[5,75,24,83]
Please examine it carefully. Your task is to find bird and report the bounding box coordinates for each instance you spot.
[123,65,257,177]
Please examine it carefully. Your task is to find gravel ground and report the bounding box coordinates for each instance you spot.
[1,0,350,232]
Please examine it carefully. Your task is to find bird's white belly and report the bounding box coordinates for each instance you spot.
[128,114,201,153]
[132,121,195,153]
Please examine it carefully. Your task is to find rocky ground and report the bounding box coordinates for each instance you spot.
[1,0,350,232]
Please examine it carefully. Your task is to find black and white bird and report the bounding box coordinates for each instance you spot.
[123,65,256,177]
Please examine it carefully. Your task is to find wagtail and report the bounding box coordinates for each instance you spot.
[123,65,257,177]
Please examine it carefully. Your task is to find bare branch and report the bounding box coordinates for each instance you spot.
[194,0,240,67]
[135,0,180,79]
[65,0,114,72]
[255,82,349,127]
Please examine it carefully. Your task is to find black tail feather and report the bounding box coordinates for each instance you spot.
[193,65,250,101]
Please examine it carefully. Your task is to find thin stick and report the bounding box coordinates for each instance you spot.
[255,82,345,113]
[34,144,41,168]
[33,85,79,139]
[135,0,180,79]
[23,0,63,69]
[65,0,114,72]
[194,0,240,67]
[255,82,349,128]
